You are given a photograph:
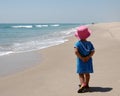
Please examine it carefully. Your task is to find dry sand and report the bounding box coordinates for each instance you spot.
[0,22,120,96]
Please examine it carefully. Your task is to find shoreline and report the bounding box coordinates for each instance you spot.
[0,35,70,77]
[0,22,120,96]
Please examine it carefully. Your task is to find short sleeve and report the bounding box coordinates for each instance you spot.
[74,41,79,48]
[89,42,95,51]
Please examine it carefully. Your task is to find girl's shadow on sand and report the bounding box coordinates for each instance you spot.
[89,86,113,92]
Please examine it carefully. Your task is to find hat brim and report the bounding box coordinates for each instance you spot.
[75,28,91,40]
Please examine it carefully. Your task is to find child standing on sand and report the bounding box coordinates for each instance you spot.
[74,26,95,93]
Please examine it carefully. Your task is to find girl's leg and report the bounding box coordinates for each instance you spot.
[78,74,84,85]
[78,74,86,93]
[84,73,90,87]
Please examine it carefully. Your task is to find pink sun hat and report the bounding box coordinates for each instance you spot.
[75,26,91,40]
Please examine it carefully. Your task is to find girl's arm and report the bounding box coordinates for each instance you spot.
[74,47,95,62]
[88,50,95,58]
[74,47,86,62]
[84,50,95,62]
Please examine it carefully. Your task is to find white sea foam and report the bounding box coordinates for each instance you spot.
[50,24,60,27]
[0,38,68,56]
[9,38,68,54]
[60,27,77,35]
[0,51,13,56]
[12,25,33,28]
[35,25,48,28]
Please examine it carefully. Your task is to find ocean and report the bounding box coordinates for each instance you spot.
[0,23,85,56]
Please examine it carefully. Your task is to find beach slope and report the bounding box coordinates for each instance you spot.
[0,22,120,96]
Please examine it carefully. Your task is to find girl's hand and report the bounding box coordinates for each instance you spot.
[82,51,95,62]
[84,56,90,62]
[82,56,90,62]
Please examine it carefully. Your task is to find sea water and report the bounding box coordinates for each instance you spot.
[0,23,85,56]
[0,23,88,76]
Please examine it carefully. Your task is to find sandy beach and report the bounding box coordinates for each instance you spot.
[0,22,120,96]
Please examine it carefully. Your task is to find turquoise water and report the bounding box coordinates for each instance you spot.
[0,23,85,56]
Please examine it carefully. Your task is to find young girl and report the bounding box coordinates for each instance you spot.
[74,26,95,93]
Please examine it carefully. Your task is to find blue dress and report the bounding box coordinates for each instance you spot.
[74,40,95,74]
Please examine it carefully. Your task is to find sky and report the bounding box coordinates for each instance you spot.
[0,0,120,23]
